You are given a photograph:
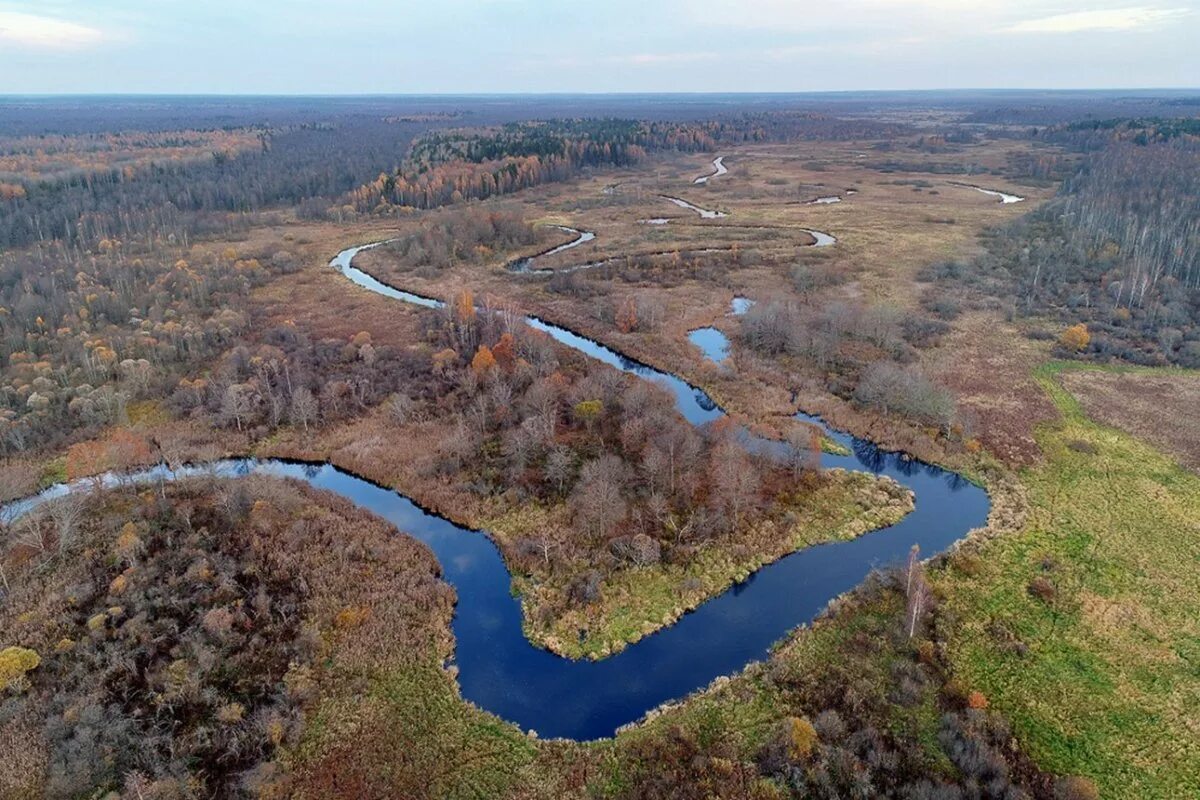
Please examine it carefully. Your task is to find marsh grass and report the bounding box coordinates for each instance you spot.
[939,362,1200,798]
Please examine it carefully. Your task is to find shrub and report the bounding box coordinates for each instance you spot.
[1059,323,1091,352]
[1055,775,1101,800]
[1028,576,1057,603]
[0,646,40,691]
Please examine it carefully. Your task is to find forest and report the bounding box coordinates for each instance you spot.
[0,118,427,249]
[935,127,1200,367]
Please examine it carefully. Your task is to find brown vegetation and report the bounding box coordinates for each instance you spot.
[0,477,453,798]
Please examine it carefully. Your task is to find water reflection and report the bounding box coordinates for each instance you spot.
[0,240,996,743]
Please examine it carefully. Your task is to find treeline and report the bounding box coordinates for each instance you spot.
[348,120,656,212]
[935,136,1200,367]
[0,128,261,183]
[0,120,425,249]
[343,113,910,215]
[0,108,911,247]
[1048,116,1200,150]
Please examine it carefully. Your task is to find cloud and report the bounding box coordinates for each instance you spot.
[1000,6,1190,33]
[0,10,105,49]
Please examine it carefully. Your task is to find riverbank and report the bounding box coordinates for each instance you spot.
[490,469,913,660]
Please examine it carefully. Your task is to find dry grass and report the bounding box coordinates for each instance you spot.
[1059,366,1200,473]
[345,137,1056,476]
[923,311,1058,467]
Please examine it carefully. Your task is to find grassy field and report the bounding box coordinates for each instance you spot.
[939,362,1200,798]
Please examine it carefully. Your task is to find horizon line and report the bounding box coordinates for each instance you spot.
[1,87,1199,99]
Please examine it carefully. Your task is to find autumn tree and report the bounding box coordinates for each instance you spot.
[1059,323,1090,352]
[105,428,152,475]
[615,296,639,333]
[66,440,110,489]
[471,345,497,376]
[573,399,603,433]
[492,332,517,371]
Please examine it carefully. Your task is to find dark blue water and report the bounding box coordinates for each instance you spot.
[6,242,989,742]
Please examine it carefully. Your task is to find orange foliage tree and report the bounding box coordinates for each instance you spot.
[470,345,497,376]
[66,429,152,488]
[492,333,517,372]
[615,297,638,334]
[1059,323,1090,352]
[66,440,109,486]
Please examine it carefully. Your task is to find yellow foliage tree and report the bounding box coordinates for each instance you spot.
[573,399,603,429]
[454,289,476,324]
[783,716,818,760]
[114,522,144,565]
[431,348,458,375]
[1059,323,1090,352]
[0,646,40,691]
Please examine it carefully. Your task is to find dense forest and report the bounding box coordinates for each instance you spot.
[0,237,304,456]
[935,125,1200,366]
[0,106,911,252]
[0,119,427,249]
[346,114,911,214]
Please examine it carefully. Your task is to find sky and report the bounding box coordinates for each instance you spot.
[0,0,1197,94]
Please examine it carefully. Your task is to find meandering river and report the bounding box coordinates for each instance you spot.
[6,239,990,742]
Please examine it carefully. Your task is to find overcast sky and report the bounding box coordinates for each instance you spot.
[1,0,1197,94]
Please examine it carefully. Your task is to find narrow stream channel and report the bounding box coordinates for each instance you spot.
[659,195,728,219]
[6,241,990,742]
[949,182,1026,204]
[694,156,728,185]
[508,226,596,273]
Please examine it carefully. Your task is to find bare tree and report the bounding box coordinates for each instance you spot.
[290,387,319,433]
[544,445,574,496]
[785,425,822,478]
[710,440,760,528]
[905,545,931,640]
[47,494,86,555]
[571,455,627,540]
